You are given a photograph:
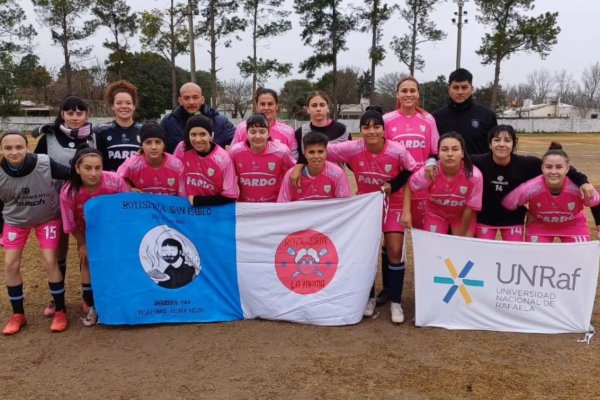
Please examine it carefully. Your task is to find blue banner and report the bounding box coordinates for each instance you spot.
[85,193,242,325]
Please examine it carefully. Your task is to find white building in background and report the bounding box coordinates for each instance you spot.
[501,99,600,119]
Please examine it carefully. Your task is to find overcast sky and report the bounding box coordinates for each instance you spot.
[18,0,600,91]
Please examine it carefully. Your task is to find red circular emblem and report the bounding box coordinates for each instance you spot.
[274,230,339,295]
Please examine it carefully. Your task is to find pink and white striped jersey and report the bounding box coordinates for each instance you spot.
[277,161,350,202]
[410,163,483,220]
[230,141,296,202]
[502,175,600,236]
[327,140,417,209]
[231,120,298,158]
[60,171,129,234]
[116,153,183,196]
[383,110,439,166]
[180,145,239,199]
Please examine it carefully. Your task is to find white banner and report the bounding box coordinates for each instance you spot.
[412,229,600,334]
[236,193,383,326]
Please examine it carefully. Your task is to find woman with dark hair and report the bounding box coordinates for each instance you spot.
[326,107,417,324]
[34,95,95,318]
[229,113,295,202]
[471,125,593,241]
[0,131,70,334]
[117,122,183,195]
[502,142,600,243]
[60,145,129,326]
[94,80,142,171]
[179,115,239,206]
[406,132,483,237]
[294,91,351,163]
[230,88,297,158]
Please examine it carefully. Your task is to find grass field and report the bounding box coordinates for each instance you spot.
[1,133,599,399]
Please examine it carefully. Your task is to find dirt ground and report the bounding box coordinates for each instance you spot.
[1,134,600,400]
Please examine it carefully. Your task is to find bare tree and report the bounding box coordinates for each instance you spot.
[374,71,405,111]
[581,62,600,109]
[553,69,577,104]
[222,79,253,118]
[526,69,554,103]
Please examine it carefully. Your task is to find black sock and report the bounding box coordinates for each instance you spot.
[7,284,24,314]
[49,281,65,312]
[58,259,67,282]
[369,284,375,299]
[381,247,389,290]
[82,284,94,308]
[388,262,406,303]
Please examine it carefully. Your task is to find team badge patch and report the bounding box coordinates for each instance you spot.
[7,232,17,242]
[274,230,339,295]
[268,162,276,171]
[419,124,426,133]
[471,119,480,128]
[568,202,575,211]
[384,164,392,173]
[207,168,215,177]
[167,178,175,187]
[459,186,468,194]
[324,185,331,193]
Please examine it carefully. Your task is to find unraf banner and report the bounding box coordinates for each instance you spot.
[412,229,600,334]
[85,192,382,326]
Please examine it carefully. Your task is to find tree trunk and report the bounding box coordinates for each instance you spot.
[410,6,418,76]
[369,0,377,102]
[210,0,218,108]
[61,13,72,94]
[170,0,178,108]
[332,2,338,119]
[490,55,502,111]
[252,2,258,99]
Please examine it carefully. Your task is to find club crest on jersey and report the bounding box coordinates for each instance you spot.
[497,175,504,181]
[419,124,426,133]
[167,178,175,187]
[568,202,575,211]
[392,127,397,132]
[459,186,467,194]
[359,161,365,167]
[7,232,17,242]
[385,164,392,173]
[122,134,130,143]
[107,136,112,141]
[324,185,331,193]
[268,162,276,171]
[471,119,480,128]
[207,168,215,177]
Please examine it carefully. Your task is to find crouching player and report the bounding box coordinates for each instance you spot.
[278,132,350,202]
[0,131,70,334]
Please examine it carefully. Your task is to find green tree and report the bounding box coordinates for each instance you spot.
[474,81,506,113]
[279,79,314,119]
[356,0,395,102]
[32,0,96,95]
[420,75,447,112]
[390,0,446,76]
[0,57,20,119]
[139,1,189,108]
[294,0,356,119]
[14,54,53,102]
[197,0,247,108]
[92,0,137,80]
[316,67,360,117]
[0,0,36,58]
[474,0,560,110]
[238,0,292,95]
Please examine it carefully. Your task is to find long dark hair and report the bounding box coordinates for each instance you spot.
[68,144,103,195]
[438,132,474,177]
[54,95,90,131]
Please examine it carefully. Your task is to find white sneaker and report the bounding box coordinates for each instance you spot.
[391,302,405,324]
[80,306,98,327]
[363,297,376,317]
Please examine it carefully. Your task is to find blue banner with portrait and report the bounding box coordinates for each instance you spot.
[85,193,242,325]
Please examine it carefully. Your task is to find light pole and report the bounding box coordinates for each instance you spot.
[452,0,469,69]
[186,0,199,83]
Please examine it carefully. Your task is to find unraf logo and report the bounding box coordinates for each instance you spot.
[275,230,339,295]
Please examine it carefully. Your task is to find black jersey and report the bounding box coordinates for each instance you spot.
[94,121,142,171]
[472,153,589,226]
[294,121,351,163]
[433,97,497,156]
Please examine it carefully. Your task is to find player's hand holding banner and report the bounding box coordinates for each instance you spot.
[85,192,383,326]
